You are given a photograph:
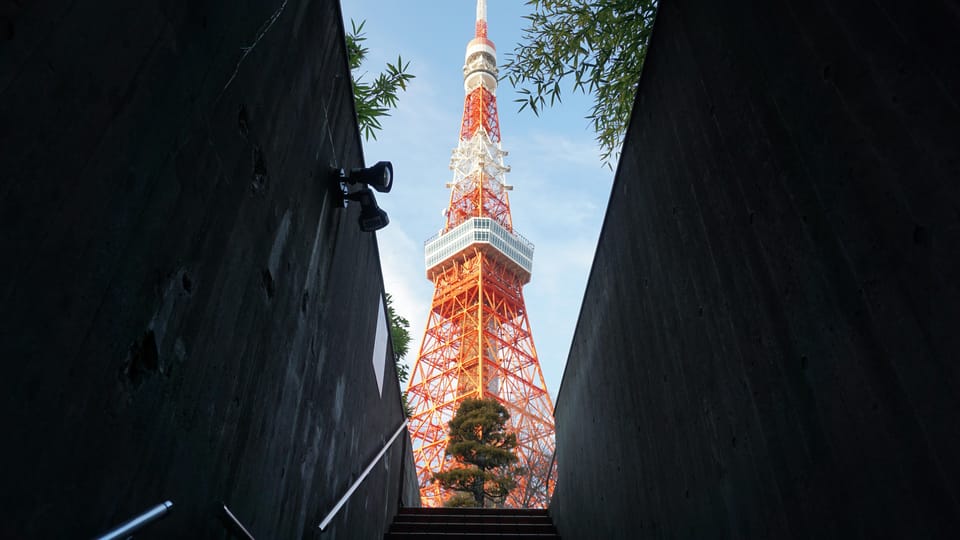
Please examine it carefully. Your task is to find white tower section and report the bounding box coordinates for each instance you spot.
[464,0,498,95]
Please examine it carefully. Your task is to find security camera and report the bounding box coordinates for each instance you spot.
[341,161,393,193]
[345,187,390,232]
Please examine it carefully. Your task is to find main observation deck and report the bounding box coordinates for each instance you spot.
[425,218,534,283]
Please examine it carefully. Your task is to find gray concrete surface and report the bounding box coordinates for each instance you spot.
[551,0,960,538]
[0,1,418,538]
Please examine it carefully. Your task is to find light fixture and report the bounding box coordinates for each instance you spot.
[340,161,393,193]
[345,187,390,232]
[331,161,394,232]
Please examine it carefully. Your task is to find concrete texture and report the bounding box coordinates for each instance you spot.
[0,0,418,538]
[551,0,960,538]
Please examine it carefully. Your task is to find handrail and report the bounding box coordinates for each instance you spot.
[222,504,256,540]
[318,418,409,532]
[545,451,557,496]
[94,500,173,540]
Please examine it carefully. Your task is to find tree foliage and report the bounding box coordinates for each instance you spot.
[384,293,411,368]
[442,492,478,508]
[345,20,415,140]
[503,0,658,167]
[385,293,412,416]
[433,398,521,507]
[515,449,555,508]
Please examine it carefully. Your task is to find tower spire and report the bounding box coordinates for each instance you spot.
[460,0,500,146]
[476,0,488,37]
[405,1,557,509]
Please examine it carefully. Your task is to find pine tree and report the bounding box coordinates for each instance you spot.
[433,398,522,507]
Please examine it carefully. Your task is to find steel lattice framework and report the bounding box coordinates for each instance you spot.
[406,0,556,508]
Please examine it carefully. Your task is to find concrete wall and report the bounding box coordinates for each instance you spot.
[0,1,418,538]
[551,0,960,538]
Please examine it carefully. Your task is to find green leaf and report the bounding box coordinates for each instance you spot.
[385,293,413,416]
[346,19,416,140]
[503,0,658,167]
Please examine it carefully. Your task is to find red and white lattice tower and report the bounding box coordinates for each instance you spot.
[406,0,556,508]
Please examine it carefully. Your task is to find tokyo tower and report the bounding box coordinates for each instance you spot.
[405,0,556,508]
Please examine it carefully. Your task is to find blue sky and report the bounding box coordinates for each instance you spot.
[339,0,615,399]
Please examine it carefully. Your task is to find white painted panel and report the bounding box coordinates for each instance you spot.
[372,295,388,397]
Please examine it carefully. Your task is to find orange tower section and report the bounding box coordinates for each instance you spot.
[406,0,556,508]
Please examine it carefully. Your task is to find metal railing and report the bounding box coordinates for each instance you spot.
[318,418,409,532]
[94,501,173,540]
[93,500,257,540]
[91,421,409,537]
[545,451,557,495]
[222,504,256,540]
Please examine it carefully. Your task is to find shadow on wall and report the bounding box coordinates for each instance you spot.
[0,0,418,538]
[550,0,960,538]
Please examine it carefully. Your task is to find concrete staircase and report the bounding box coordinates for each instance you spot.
[385,507,560,539]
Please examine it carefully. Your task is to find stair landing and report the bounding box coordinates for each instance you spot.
[386,507,560,539]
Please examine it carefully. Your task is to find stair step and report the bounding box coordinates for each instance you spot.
[387,508,560,539]
[384,531,560,540]
[394,514,553,524]
[397,507,549,516]
[390,522,557,534]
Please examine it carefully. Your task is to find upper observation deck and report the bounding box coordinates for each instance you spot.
[425,217,534,283]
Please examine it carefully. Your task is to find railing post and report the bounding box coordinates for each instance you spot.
[93,501,173,540]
